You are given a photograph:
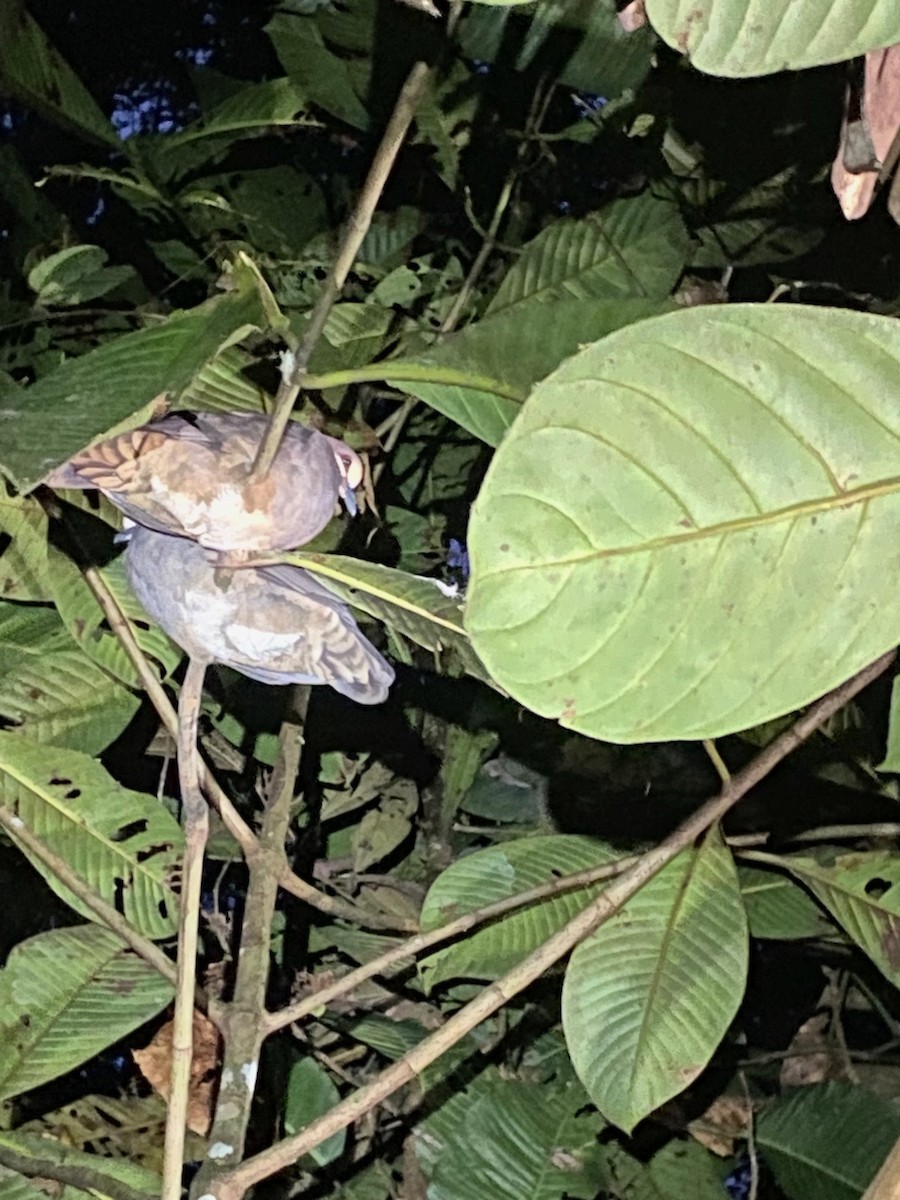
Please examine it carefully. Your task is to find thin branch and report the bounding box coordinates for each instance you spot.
[251,61,434,481]
[0,804,182,994]
[209,651,895,1200]
[703,738,731,786]
[162,657,209,1200]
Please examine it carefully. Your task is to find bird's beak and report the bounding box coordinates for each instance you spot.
[340,482,358,517]
[330,442,363,517]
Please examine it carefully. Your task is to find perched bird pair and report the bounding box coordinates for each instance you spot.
[47,411,394,704]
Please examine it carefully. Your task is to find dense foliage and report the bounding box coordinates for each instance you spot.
[3,2,900,1198]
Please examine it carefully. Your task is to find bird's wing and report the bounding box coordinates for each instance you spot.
[254,564,395,703]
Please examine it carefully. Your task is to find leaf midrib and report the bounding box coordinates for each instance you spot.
[475,473,900,580]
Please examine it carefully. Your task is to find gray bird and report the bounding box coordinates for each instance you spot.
[124,523,394,704]
[45,411,362,553]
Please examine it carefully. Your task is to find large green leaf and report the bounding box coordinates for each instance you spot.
[0,926,173,1101]
[757,1081,900,1200]
[561,828,747,1132]
[282,552,492,685]
[384,299,668,445]
[646,0,900,77]
[465,304,900,743]
[486,193,688,315]
[0,276,264,490]
[419,835,619,987]
[0,734,182,939]
[0,5,117,147]
[768,850,900,986]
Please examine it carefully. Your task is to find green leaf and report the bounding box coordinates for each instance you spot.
[739,864,835,941]
[877,675,900,771]
[0,734,182,938]
[0,926,173,1101]
[0,6,117,147]
[0,146,64,273]
[757,1081,900,1200]
[283,1057,345,1167]
[461,0,655,98]
[0,604,138,752]
[466,304,900,743]
[267,13,369,130]
[28,245,136,307]
[167,77,310,147]
[0,1131,161,1200]
[0,277,264,491]
[419,835,620,988]
[351,783,417,873]
[0,492,52,602]
[282,552,492,686]
[386,298,668,445]
[486,193,688,314]
[426,1076,606,1200]
[767,850,900,986]
[0,494,145,687]
[562,828,748,1132]
[646,0,900,78]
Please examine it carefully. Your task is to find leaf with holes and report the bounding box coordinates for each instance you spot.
[769,851,900,986]
[466,304,900,742]
[562,827,747,1132]
[0,926,173,1101]
[646,0,900,78]
[0,734,181,939]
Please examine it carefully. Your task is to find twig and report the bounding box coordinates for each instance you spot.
[0,804,182,994]
[703,738,731,786]
[251,61,434,482]
[732,822,900,845]
[208,651,895,1199]
[193,690,309,1194]
[162,657,209,1200]
[86,565,412,931]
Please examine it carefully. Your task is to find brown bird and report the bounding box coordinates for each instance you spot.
[45,411,363,553]
[124,523,395,704]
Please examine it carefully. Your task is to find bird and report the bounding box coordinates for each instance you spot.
[44,411,363,553]
[123,522,395,704]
